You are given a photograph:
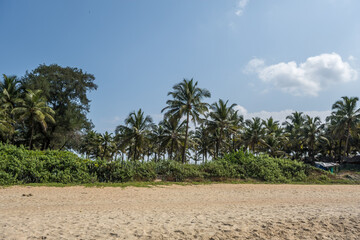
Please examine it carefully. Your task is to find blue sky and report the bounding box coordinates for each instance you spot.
[1,0,360,132]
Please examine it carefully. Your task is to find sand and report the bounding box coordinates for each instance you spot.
[0,184,359,240]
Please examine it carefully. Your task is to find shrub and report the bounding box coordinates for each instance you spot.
[221,151,308,182]
[0,144,93,184]
[0,144,329,185]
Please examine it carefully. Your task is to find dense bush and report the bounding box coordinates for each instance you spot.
[0,144,326,185]
[221,151,308,182]
[0,144,93,184]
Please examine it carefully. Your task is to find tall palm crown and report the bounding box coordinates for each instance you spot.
[263,117,280,135]
[159,117,186,161]
[0,108,14,138]
[12,89,55,149]
[115,109,153,160]
[330,96,360,157]
[284,112,305,159]
[284,112,305,131]
[244,117,265,153]
[162,79,211,163]
[260,117,287,157]
[194,124,212,162]
[208,99,237,157]
[302,116,323,159]
[99,131,114,160]
[0,74,21,110]
[149,124,166,162]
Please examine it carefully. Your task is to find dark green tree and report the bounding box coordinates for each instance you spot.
[21,64,97,150]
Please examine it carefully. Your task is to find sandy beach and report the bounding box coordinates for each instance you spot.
[0,184,359,240]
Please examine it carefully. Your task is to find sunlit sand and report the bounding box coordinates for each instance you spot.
[1,184,359,239]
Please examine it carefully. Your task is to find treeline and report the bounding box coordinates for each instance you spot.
[1,144,332,185]
[80,80,360,163]
[1,65,360,163]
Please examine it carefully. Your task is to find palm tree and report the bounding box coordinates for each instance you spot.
[330,96,360,157]
[260,132,288,158]
[283,112,305,159]
[115,109,153,160]
[228,111,244,153]
[0,75,21,142]
[99,131,114,160]
[260,117,287,157]
[0,107,14,140]
[158,117,186,160]
[149,124,166,162]
[194,123,212,162]
[12,89,55,149]
[162,79,211,163]
[244,117,265,153]
[263,117,280,135]
[302,116,324,160]
[208,99,237,157]
[0,74,21,110]
[80,130,101,158]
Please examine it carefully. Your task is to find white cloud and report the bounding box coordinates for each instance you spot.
[243,58,265,73]
[348,55,356,61]
[235,105,331,123]
[245,53,358,96]
[235,0,249,16]
[234,105,248,115]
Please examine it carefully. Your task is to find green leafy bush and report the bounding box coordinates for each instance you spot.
[0,144,330,185]
[0,144,93,184]
[221,151,308,182]
[156,160,204,181]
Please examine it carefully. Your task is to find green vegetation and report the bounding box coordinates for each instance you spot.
[1,144,354,186]
[1,64,360,187]
[1,66,360,164]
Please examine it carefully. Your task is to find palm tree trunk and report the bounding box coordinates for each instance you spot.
[217,129,223,158]
[170,140,174,160]
[182,112,190,164]
[232,135,235,152]
[29,121,34,150]
[338,139,342,160]
[343,124,351,158]
[102,144,107,160]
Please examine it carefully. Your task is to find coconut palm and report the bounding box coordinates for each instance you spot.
[162,79,211,163]
[0,107,14,139]
[330,96,360,157]
[194,122,213,162]
[260,117,287,157]
[99,131,115,160]
[263,117,280,135]
[12,89,55,149]
[208,99,237,157]
[0,75,21,142]
[283,112,305,159]
[228,110,244,153]
[158,117,186,161]
[0,74,21,110]
[115,109,153,160]
[80,130,101,158]
[244,117,265,153]
[302,116,324,160]
[260,132,288,158]
[149,124,166,162]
